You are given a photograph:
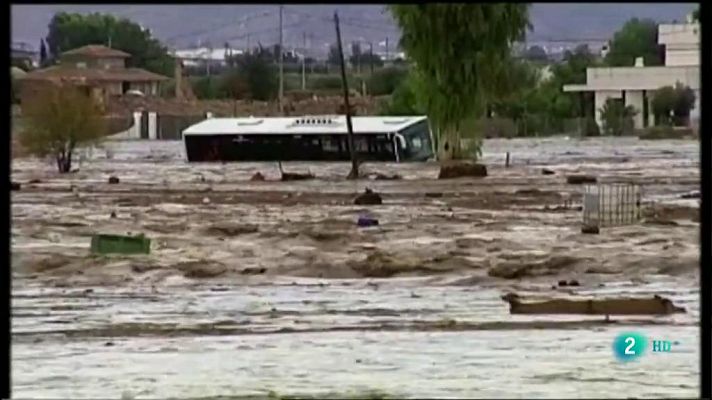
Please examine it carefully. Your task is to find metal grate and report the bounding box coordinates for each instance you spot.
[582,183,642,228]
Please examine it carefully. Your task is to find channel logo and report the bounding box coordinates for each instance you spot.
[613,331,680,362]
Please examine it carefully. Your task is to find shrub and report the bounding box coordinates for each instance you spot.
[366,67,408,96]
[652,83,696,126]
[191,76,229,100]
[310,75,344,91]
[599,99,636,136]
[227,54,279,101]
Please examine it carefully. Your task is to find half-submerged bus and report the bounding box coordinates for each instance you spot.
[181,115,435,162]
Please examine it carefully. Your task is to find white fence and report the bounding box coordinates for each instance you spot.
[582,183,642,228]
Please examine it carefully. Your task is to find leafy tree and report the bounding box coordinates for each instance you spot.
[378,69,425,115]
[692,7,699,22]
[672,84,696,123]
[652,83,696,126]
[20,84,106,173]
[389,4,530,160]
[599,98,636,136]
[605,18,662,67]
[231,53,279,101]
[651,85,676,125]
[191,76,230,99]
[366,67,408,95]
[524,45,548,63]
[46,12,173,76]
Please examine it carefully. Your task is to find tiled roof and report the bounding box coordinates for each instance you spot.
[62,45,131,58]
[21,66,169,83]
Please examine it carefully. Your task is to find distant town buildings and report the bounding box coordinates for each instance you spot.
[563,14,700,130]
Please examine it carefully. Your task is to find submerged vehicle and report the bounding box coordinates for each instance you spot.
[181,115,434,162]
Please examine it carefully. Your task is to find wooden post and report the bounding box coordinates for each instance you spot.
[505,152,510,168]
[334,12,359,180]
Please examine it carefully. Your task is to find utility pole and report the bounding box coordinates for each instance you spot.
[385,37,389,65]
[278,5,284,114]
[369,42,374,75]
[301,31,306,90]
[334,11,359,180]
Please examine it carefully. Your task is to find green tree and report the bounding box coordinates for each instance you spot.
[366,67,408,95]
[46,12,173,76]
[389,4,530,160]
[651,85,676,125]
[523,45,549,63]
[692,7,699,22]
[230,53,279,101]
[652,83,696,126]
[379,69,425,115]
[20,84,107,173]
[599,99,636,136]
[605,18,661,67]
[672,84,696,124]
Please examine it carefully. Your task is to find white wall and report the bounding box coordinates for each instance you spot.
[586,66,700,90]
[665,48,699,67]
[658,23,699,47]
[108,112,142,140]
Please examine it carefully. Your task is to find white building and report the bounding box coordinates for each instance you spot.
[174,47,244,67]
[563,17,700,130]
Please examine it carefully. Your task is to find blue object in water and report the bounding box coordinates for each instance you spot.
[357,216,379,227]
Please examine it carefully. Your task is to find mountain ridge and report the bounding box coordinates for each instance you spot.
[11,4,696,54]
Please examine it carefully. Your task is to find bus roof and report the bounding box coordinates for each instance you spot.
[182,115,428,136]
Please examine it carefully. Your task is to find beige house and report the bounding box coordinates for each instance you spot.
[20,44,168,106]
[563,17,700,130]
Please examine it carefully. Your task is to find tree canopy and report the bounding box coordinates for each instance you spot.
[46,12,174,76]
[605,18,661,67]
[389,4,530,160]
[523,45,549,63]
[652,83,696,126]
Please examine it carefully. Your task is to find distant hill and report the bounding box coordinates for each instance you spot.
[11,3,696,57]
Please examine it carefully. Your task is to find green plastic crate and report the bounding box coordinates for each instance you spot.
[90,233,151,255]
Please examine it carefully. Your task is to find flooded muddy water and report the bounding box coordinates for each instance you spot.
[11,137,700,398]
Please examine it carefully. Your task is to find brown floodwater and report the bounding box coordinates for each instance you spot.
[11,137,700,398]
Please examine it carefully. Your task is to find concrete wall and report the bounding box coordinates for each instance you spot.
[665,48,699,67]
[586,66,700,90]
[98,58,125,69]
[658,23,699,47]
